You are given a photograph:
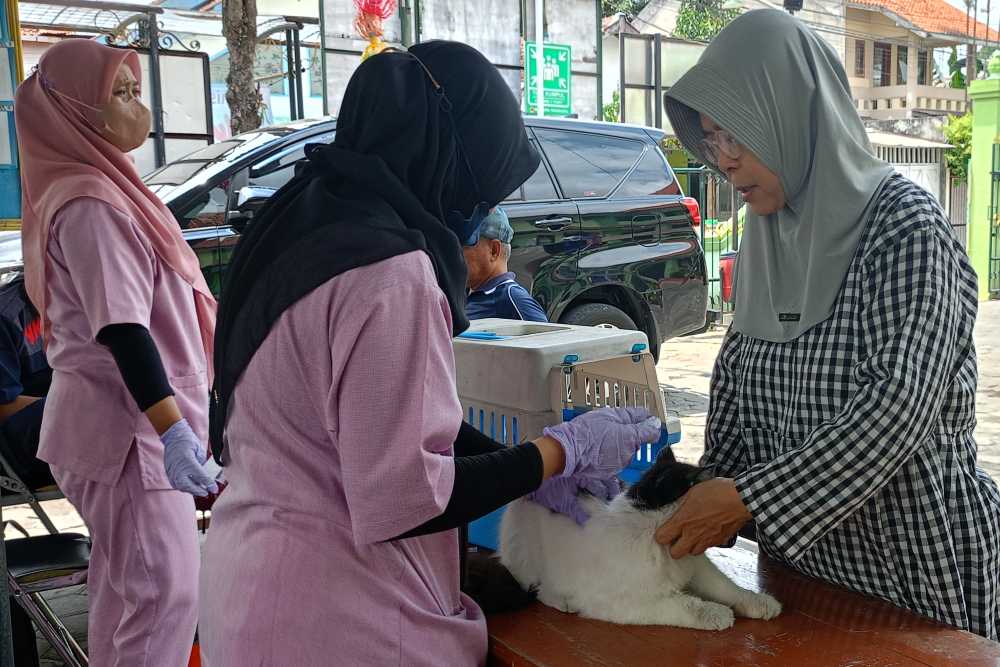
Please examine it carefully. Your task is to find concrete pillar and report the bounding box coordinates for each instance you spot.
[967,54,1000,301]
[906,38,918,111]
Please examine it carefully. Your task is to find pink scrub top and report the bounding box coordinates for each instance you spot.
[38,197,210,488]
[199,251,486,666]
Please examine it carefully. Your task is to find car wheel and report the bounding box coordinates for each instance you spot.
[561,303,660,361]
[561,303,638,330]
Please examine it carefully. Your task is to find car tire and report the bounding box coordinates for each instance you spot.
[560,303,637,330]
[560,303,660,362]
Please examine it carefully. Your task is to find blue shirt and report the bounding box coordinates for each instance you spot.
[0,277,51,407]
[465,272,548,322]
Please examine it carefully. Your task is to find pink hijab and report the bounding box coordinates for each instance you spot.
[15,40,216,378]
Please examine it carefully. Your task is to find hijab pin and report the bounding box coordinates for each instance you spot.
[33,66,52,91]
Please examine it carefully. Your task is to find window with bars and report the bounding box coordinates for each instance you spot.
[918,49,931,85]
[897,46,908,85]
[873,42,892,87]
[854,40,866,77]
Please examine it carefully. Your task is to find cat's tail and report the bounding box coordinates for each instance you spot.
[463,550,538,614]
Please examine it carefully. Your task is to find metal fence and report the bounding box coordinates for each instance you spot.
[948,177,968,249]
[675,166,741,323]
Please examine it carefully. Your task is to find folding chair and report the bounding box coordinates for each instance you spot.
[2,468,89,667]
[0,433,61,535]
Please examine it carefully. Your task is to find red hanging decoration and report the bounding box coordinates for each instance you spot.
[354,0,397,61]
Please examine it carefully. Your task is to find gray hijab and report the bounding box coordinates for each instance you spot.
[665,9,894,342]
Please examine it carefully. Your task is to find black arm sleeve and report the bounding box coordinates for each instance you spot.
[97,323,174,412]
[453,420,507,457]
[395,441,544,539]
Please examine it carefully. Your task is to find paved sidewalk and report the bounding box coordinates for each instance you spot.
[657,299,1000,482]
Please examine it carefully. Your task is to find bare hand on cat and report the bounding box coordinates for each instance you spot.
[654,478,751,559]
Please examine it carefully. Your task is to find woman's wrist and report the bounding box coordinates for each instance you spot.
[532,435,566,479]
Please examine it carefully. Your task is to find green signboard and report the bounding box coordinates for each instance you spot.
[524,41,572,117]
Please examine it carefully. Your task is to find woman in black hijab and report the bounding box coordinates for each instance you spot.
[198,42,659,665]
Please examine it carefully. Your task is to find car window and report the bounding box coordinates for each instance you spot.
[174,182,231,229]
[535,129,644,199]
[613,148,681,198]
[505,143,558,202]
[249,131,335,190]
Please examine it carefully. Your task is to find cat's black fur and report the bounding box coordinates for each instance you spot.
[626,447,710,510]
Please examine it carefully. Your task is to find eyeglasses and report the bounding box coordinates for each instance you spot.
[701,129,745,166]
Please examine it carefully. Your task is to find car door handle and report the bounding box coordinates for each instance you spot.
[533,217,573,231]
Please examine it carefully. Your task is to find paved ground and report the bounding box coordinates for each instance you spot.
[6,299,1000,664]
[657,299,1000,480]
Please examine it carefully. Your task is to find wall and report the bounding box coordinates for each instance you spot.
[322,0,601,119]
[968,71,1000,300]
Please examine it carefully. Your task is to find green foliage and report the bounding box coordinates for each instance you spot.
[674,0,741,42]
[602,0,649,17]
[948,46,996,89]
[603,90,621,123]
[944,112,972,182]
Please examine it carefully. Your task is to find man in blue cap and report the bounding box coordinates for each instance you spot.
[463,207,547,322]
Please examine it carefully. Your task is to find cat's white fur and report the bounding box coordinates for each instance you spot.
[498,493,782,630]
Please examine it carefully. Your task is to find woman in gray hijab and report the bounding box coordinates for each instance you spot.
[654,9,1000,639]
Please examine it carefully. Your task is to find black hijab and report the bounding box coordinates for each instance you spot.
[210,42,539,461]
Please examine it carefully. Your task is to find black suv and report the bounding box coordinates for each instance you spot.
[6,117,707,358]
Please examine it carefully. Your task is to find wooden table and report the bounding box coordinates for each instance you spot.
[487,541,1000,666]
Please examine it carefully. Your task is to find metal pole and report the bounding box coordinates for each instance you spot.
[654,33,662,129]
[619,30,626,122]
[595,0,602,121]
[534,0,544,116]
[1,500,13,667]
[293,28,305,120]
[318,0,329,115]
[285,30,297,121]
[147,13,166,168]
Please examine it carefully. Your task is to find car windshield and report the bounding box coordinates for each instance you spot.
[143,120,334,204]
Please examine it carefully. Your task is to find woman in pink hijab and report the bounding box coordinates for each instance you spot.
[15,39,218,665]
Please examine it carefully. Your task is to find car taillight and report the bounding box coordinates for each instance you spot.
[682,196,701,227]
[719,252,737,304]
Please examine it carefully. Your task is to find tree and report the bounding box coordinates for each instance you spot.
[943,112,972,182]
[674,0,741,42]
[602,0,649,17]
[222,0,261,134]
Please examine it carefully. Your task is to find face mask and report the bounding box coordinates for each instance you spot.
[36,66,149,151]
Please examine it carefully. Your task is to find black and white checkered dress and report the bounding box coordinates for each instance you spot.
[703,174,1000,639]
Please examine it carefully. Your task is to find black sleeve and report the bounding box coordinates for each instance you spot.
[97,323,174,412]
[454,420,507,457]
[395,442,544,539]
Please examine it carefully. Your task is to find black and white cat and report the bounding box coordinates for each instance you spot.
[498,449,782,630]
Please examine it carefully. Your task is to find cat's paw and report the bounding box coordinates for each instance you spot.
[734,592,782,620]
[693,601,735,630]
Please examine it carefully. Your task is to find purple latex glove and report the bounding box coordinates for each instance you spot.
[544,406,662,480]
[527,475,623,525]
[161,419,219,497]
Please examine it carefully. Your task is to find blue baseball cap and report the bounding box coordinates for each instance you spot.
[477,207,513,244]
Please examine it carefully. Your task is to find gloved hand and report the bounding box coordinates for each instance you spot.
[527,475,622,525]
[545,407,661,480]
[161,419,219,497]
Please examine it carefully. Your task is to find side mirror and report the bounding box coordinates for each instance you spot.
[229,186,277,233]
